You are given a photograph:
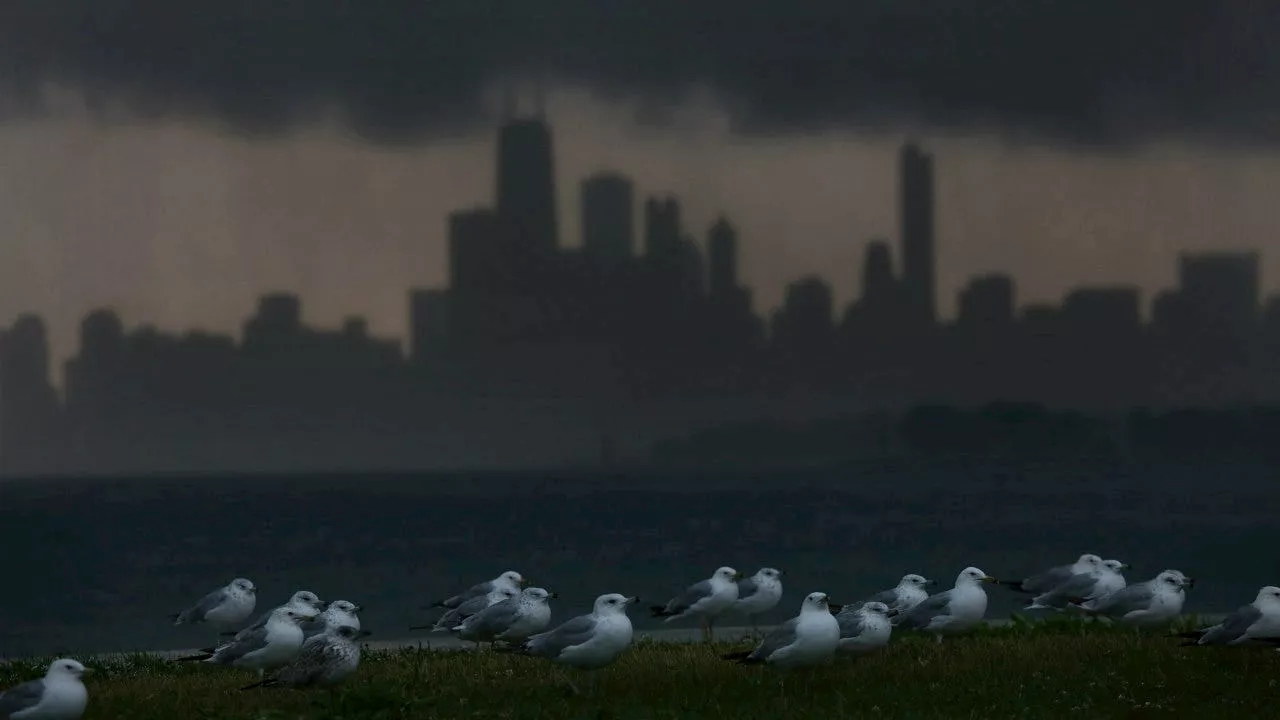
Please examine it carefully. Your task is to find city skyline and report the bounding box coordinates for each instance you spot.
[5,88,1280,382]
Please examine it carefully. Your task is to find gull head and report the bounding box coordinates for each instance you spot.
[327,600,361,615]
[333,625,373,641]
[1156,570,1192,590]
[860,601,893,618]
[498,571,526,588]
[522,587,554,604]
[754,567,782,583]
[1254,586,1280,608]
[1103,560,1130,573]
[1077,554,1104,568]
[957,567,997,586]
[803,591,835,613]
[901,573,934,588]
[493,587,520,602]
[231,578,256,594]
[47,659,88,680]
[277,607,318,625]
[594,593,638,615]
[714,566,743,583]
[291,591,324,610]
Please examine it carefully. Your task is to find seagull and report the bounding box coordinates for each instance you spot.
[651,566,743,641]
[301,600,362,640]
[0,658,90,720]
[515,593,638,695]
[722,591,841,667]
[413,587,518,632]
[240,625,372,690]
[1072,569,1193,627]
[834,600,895,655]
[895,566,997,643]
[998,554,1103,597]
[1175,585,1280,646]
[848,574,935,616]
[171,578,257,637]
[430,571,526,609]
[455,587,556,646]
[222,590,324,638]
[733,568,783,631]
[178,606,318,677]
[1024,559,1130,612]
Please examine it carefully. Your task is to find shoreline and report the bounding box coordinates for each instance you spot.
[5,616,1230,664]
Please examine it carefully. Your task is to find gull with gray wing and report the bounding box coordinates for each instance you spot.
[455,587,556,646]
[847,574,934,616]
[1175,585,1280,646]
[178,606,318,677]
[651,566,743,641]
[834,600,895,655]
[723,591,840,667]
[895,566,997,643]
[515,593,638,695]
[223,590,324,638]
[732,567,783,631]
[415,587,517,632]
[1072,569,1193,627]
[0,659,89,720]
[430,570,525,610]
[171,578,257,637]
[241,625,372,690]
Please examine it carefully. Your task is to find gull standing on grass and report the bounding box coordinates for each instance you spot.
[241,625,372,690]
[454,587,556,647]
[1176,585,1280,646]
[723,591,841,667]
[651,566,743,641]
[1072,569,1193,627]
[171,578,257,637]
[0,659,89,720]
[224,590,325,638]
[178,606,318,677]
[998,554,1103,598]
[414,587,518,632]
[302,600,362,639]
[430,570,526,609]
[895,567,997,643]
[733,568,784,632]
[848,573,935,616]
[515,593,638,695]
[834,601,895,655]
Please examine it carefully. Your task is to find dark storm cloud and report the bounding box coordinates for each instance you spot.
[0,0,1274,145]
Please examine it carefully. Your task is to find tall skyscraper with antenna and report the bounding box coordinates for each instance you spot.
[495,77,558,261]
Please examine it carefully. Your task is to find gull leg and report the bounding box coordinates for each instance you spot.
[707,617,716,642]
[933,633,943,645]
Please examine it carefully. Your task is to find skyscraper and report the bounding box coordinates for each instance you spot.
[707,216,737,301]
[900,142,936,327]
[495,117,559,259]
[581,172,634,272]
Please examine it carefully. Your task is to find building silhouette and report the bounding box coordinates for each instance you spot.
[5,117,1280,475]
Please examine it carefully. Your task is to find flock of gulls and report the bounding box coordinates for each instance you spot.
[6,553,1280,716]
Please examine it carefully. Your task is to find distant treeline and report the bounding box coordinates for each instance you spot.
[650,404,1280,463]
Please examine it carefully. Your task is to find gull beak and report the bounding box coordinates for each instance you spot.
[886,608,900,618]
[352,604,364,613]
[1184,578,1196,588]
[357,630,373,638]
[81,668,94,675]
[982,576,998,584]
[302,614,319,623]
[624,596,639,605]
[548,592,559,599]
[734,571,746,580]
[925,579,938,587]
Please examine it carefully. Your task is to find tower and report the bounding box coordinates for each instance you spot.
[900,142,936,327]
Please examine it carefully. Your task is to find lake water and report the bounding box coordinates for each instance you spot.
[1,456,1274,658]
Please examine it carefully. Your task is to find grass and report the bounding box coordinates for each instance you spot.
[4,616,1278,719]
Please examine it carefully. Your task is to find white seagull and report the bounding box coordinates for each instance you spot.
[179,606,318,677]
[834,600,895,655]
[1072,569,1193,627]
[733,567,784,631]
[517,593,638,695]
[650,566,743,641]
[0,658,90,720]
[998,554,1103,598]
[1176,585,1280,646]
[241,624,372,690]
[455,587,556,646]
[723,591,840,668]
[171,578,257,636]
[1025,558,1130,612]
[415,587,518,632]
[849,573,935,616]
[430,570,526,610]
[224,590,324,638]
[895,566,997,643]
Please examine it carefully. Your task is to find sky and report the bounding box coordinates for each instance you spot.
[2,1,1279,379]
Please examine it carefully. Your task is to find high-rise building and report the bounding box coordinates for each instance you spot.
[495,117,558,258]
[900,142,936,327]
[408,289,451,365]
[861,240,897,305]
[707,216,737,301]
[957,274,1015,330]
[580,172,634,272]
[447,208,506,295]
[243,293,303,349]
[1176,251,1260,338]
[643,197,681,260]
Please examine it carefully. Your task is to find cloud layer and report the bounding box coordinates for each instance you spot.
[1,1,1275,145]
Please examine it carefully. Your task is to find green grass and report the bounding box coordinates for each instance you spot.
[4,617,1278,719]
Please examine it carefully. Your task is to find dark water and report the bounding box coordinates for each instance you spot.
[1,457,1276,658]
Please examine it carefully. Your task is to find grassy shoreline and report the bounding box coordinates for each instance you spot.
[3,618,1275,719]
